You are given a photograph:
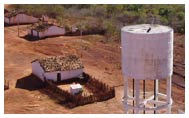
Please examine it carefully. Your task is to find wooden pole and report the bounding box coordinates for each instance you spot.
[156,79,159,113]
[17,20,20,37]
[133,79,134,114]
[143,80,145,114]
[154,80,156,114]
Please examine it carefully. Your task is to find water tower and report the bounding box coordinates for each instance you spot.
[121,24,173,114]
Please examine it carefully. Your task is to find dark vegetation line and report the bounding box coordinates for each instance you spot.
[173,71,185,79]
[9,4,185,42]
[173,63,185,68]
[172,81,185,88]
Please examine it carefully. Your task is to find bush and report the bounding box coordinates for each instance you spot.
[11,4,185,36]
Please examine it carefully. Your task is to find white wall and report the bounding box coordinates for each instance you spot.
[44,68,83,82]
[47,26,66,37]
[60,68,83,80]
[38,26,66,38]
[8,14,38,25]
[32,30,38,37]
[31,61,45,81]
[27,29,32,35]
[38,31,44,38]
[42,15,49,22]
[70,85,82,95]
[44,71,57,81]
[32,61,83,82]
[4,17,10,24]
[29,26,65,38]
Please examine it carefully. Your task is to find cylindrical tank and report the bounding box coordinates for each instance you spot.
[121,24,173,80]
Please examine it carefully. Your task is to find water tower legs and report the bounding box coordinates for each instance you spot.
[122,77,172,114]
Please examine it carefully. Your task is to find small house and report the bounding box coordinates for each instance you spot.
[28,23,66,38]
[4,9,39,25]
[31,55,84,82]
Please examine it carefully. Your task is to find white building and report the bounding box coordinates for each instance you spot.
[31,55,84,82]
[70,84,83,95]
[28,23,66,38]
[4,10,39,25]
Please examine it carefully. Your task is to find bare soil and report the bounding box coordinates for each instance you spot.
[4,25,185,114]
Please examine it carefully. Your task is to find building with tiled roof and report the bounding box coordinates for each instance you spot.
[4,9,39,25]
[31,55,84,82]
[28,22,66,39]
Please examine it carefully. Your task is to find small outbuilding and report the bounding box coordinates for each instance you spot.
[28,23,66,39]
[70,84,83,95]
[31,55,84,82]
[4,9,39,25]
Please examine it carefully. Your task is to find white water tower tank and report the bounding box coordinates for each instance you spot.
[121,24,173,80]
[121,24,173,114]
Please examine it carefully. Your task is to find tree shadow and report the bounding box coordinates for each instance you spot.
[15,74,45,91]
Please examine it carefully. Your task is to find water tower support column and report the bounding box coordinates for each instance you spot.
[123,76,129,113]
[154,79,159,113]
[135,80,140,114]
[166,77,172,113]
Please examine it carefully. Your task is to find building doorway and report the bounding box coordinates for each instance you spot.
[57,73,61,81]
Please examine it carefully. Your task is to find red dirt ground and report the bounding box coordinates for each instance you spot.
[4,25,185,114]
